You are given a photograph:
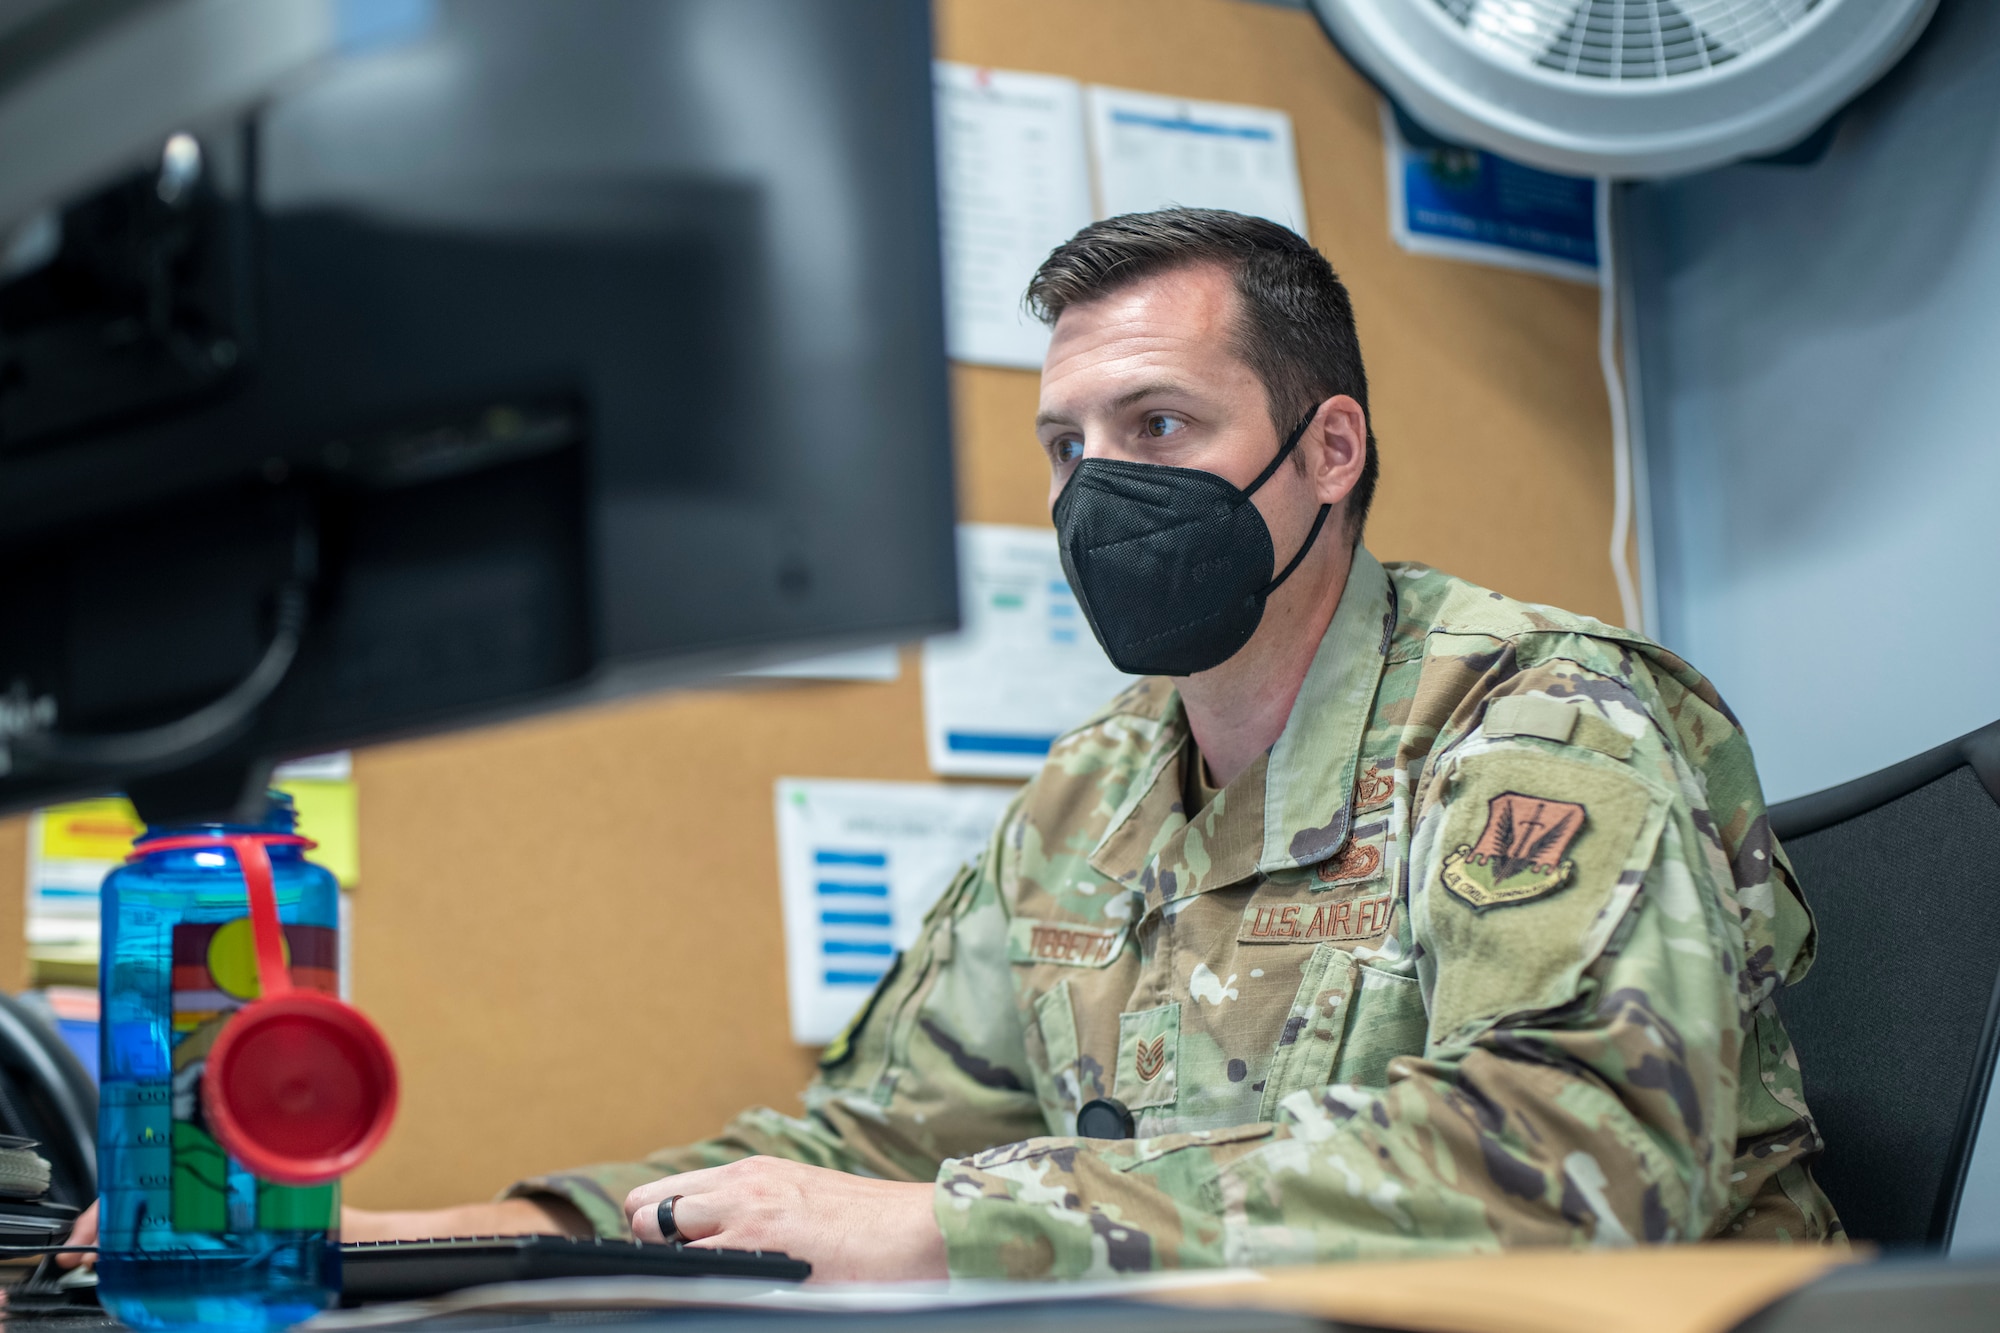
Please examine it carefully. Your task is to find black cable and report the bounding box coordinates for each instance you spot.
[5,519,316,775]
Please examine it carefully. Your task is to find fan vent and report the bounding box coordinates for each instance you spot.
[1429,0,1823,80]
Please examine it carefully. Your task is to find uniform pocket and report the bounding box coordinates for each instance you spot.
[1258,944,1358,1119]
[1329,963,1426,1088]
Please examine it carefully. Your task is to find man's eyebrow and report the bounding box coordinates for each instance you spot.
[1036,380,1194,430]
[1108,380,1191,411]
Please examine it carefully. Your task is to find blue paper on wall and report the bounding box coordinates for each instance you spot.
[1382,105,1598,284]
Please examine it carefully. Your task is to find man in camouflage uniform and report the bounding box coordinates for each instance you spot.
[349,209,1839,1278]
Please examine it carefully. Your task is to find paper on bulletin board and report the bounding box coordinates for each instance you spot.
[25,760,360,962]
[278,776,359,889]
[735,646,901,682]
[921,524,1138,779]
[1086,85,1308,238]
[23,798,141,958]
[933,63,1093,370]
[774,777,1018,1045]
[1381,104,1598,283]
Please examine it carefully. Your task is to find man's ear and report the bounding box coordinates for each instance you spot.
[1304,395,1368,508]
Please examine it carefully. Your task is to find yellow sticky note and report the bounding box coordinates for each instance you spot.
[276,779,359,890]
[37,798,143,862]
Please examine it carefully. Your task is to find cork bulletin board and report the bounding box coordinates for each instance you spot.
[0,0,1619,1209]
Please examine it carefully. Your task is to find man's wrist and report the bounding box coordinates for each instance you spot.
[341,1197,593,1243]
[487,1196,592,1237]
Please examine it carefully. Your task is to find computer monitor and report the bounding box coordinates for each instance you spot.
[0,0,956,822]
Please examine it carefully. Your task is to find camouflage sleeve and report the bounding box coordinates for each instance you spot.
[936,665,1756,1276]
[506,798,1047,1239]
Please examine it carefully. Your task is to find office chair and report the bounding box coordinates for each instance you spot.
[0,991,96,1208]
[1769,718,2000,1247]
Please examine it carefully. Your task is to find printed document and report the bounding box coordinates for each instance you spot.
[774,777,1018,1045]
[921,524,1136,779]
[933,63,1093,369]
[736,646,901,682]
[1086,85,1308,237]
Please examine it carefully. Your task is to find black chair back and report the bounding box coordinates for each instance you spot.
[1770,719,2000,1247]
[0,991,96,1206]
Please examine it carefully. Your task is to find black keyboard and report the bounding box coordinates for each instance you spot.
[338,1234,811,1305]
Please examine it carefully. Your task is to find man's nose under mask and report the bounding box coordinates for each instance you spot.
[1054,409,1331,678]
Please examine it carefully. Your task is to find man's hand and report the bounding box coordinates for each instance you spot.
[55,1200,97,1268]
[626,1157,945,1283]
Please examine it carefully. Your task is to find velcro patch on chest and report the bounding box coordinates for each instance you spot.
[1314,824,1388,887]
[1239,892,1395,945]
[1007,916,1128,968]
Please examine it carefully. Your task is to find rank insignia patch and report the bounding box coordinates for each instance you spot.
[1354,762,1395,812]
[1114,1002,1180,1109]
[1441,791,1587,909]
[1134,1036,1168,1082]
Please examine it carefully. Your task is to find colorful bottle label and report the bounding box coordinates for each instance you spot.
[168,919,340,1232]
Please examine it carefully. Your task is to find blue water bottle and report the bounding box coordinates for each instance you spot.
[96,793,344,1330]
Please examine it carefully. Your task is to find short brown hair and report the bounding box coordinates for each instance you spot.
[1026,208,1378,541]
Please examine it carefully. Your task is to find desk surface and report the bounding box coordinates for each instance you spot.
[1161,1245,1854,1333]
[2,1248,1994,1333]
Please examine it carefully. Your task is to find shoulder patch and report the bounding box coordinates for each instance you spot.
[1420,748,1670,1045]
[1442,792,1586,908]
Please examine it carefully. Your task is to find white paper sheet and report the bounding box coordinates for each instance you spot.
[921,524,1138,779]
[775,777,1018,1045]
[933,63,1093,370]
[272,750,352,781]
[1086,85,1308,237]
[735,646,901,682]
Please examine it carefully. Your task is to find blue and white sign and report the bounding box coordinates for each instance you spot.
[921,524,1138,778]
[1382,104,1598,284]
[774,778,1018,1044]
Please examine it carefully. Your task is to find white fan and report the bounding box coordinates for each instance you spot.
[1313,0,1938,179]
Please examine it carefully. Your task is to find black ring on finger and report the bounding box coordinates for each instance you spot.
[655,1195,684,1245]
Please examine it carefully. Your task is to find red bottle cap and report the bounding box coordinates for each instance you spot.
[202,988,398,1186]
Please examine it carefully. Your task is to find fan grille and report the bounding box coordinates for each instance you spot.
[1429,0,1825,80]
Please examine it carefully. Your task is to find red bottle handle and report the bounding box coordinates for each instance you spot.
[131,828,397,1186]
[131,833,313,1001]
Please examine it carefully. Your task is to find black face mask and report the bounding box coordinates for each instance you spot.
[1055,409,1332,678]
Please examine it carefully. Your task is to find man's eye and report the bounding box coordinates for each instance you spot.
[1051,438,1084,464]
[1144,415,1184,438]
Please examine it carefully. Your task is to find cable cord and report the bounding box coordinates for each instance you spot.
[1596,177,1642,632]
[3,523,315,775]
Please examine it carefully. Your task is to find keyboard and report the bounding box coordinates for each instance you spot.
[338,1234,812,1304]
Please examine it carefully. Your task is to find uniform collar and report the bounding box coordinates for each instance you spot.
[1260,545,1395,871]
[1086,548,1395,904]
